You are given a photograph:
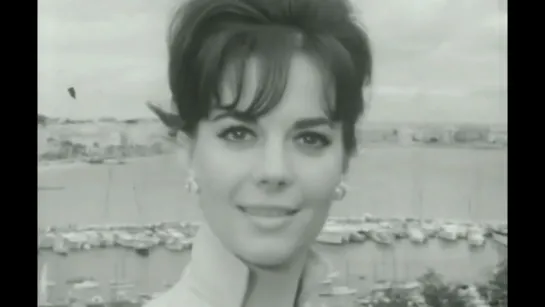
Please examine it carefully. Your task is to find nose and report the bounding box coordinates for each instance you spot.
[253,141,294,191]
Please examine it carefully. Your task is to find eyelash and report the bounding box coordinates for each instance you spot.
[217,125,332,149]
[296,132,332,148]
[217,126,256,142]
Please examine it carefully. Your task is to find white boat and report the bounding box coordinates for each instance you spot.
[371,281,392,292]
[467,226,487,247]
[368,228,395,245]
[316,225,350,245]
[319,286,357,297]
[320,271,341,285]
[316,231,346,245]
[407,226,427,244]
[437,223,459,241]
[72,279,100,290]
[492,233,507,247]
[349,231,367,243]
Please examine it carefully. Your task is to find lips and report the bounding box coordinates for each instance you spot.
[237,205,299,217]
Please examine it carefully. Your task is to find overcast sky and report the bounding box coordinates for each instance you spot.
[38,0,507,124]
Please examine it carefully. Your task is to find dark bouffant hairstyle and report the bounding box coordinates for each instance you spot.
[167,0,372,154]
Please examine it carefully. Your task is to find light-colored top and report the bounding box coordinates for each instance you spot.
[145,224,334,307]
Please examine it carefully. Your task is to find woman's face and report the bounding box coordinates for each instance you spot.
[187,53,347,268]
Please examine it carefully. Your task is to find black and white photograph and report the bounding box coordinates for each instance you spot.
[38,0,508,306]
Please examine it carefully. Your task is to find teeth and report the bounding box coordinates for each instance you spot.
[241,207,296,217]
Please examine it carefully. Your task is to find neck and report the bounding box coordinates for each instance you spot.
[243,249,309,307]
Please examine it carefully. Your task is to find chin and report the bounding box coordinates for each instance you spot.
[236,239,301,268]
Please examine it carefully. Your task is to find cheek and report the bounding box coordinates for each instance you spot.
[192,139,249,199]
[294,148,344,204]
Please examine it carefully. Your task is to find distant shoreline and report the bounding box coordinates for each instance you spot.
[38,144,506,173]
[38,115,507,129]
[38,155,168,172]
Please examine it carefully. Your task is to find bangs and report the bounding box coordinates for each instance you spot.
[167,0,372,153]
[195,24,358,121]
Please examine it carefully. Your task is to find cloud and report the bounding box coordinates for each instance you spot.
[38,0,506,124]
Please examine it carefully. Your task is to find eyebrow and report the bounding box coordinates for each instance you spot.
[211,111,257,124]
[211,111,332,129]
[293,117,332,130]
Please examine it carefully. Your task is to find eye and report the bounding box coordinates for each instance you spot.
[217,126,256,143]
[295,132,331,149]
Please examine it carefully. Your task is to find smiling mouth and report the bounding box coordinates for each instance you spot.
[237,206,300,217]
